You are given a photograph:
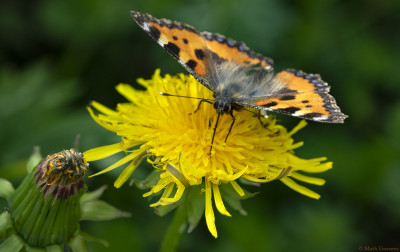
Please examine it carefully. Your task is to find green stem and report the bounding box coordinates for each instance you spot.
[159,205,187,252]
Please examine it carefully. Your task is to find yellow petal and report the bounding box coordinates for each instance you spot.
[87,106,118,132]
[288,120,307,136]
[83,143,122,161]
[150,183,175,207]
[205,180,218,238]
[89,150,142,178]
[212,183,231,217]
[145,177,172,198]
[114,150,146,188]
[230,180,245,197]
[91,101,119,117]
[291,141,304,149]
[290,172,326,186]
[280,177,321,199]
[116,84,138,103]
[241,175,273,183]
[159,183,186,205]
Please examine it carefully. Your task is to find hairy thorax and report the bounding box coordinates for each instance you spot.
[210,61,280,114]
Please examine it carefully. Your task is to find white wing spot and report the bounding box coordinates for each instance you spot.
[142,22,150,32]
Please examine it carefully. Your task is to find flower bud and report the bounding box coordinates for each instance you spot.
[9,149,88,247]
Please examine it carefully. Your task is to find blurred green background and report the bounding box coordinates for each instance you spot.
[1,0,399,251]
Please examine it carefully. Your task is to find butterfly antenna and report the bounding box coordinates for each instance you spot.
[160,92,212,101]
[210,113,221,155]
[161,92,214,115]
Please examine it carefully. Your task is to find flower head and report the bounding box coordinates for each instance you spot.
[35,149,87,199]
[84,70,332,238]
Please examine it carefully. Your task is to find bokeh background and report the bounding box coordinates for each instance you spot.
[1,0,399,251]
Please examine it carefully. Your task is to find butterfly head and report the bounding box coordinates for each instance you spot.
[213,99,232,114]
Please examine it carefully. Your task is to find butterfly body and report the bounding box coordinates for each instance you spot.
[209,60,277,115]
[131,11,348,123]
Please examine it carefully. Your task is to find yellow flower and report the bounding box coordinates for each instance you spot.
[84,69,332,238]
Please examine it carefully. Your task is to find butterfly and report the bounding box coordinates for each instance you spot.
[131,11,348,150]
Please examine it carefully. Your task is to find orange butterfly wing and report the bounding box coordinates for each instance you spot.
[131,11,212,87]
[250,69,347,123]
[131,11,274,89]
[200,31,273,70]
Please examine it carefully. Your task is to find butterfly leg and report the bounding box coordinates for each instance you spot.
[190,99,213,115]
[209,113,221,155]
[224,110,235,142]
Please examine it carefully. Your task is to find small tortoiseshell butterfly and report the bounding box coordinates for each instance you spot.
[131,10,348,126]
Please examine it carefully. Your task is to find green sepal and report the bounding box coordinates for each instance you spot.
[0,178,15,201]
[26,146,43,173]
[220,182,258,200]
[219,183,259,216]
[154,202,180,217]
[219,192,247,216]
[186,184,205,233]
[67,234,88,252]
[74,230,108,247]
[80,185,107,204]
[80,200,131,221]
[238,177,261,187]
[0,234,24,252]
[134,170,160,189]
[0,211,12,238]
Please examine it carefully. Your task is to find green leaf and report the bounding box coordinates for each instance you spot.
[26,146,42,173]
[80,200,131,221]
[68,235,88,252]
[46,244,63,252]
[25,244,46,252]
[186,185,205,233]
[0,178,15,200]
[79,185,107,204]
[0,211,12,237]
[75,230,108,247]
[0,234,24,252]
